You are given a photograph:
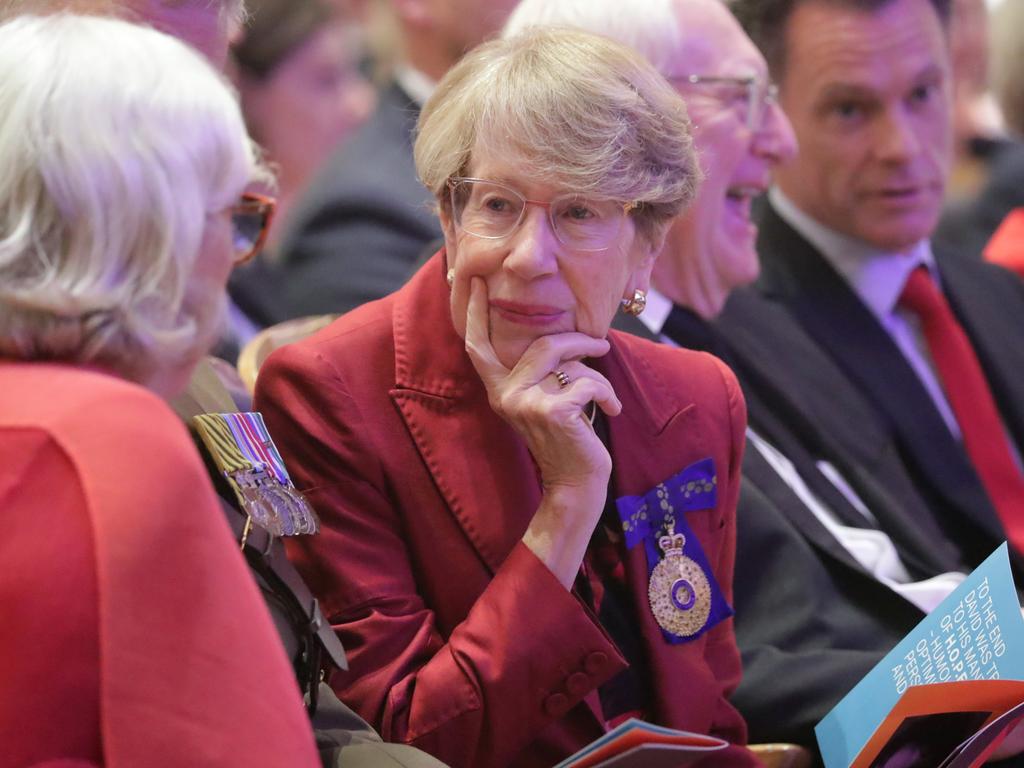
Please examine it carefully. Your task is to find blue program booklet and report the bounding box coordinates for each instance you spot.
[816,544,1024,767]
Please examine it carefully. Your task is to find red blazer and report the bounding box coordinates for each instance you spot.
[256,253,758,768]
[984,207,1024,278]
[0,362,319,768]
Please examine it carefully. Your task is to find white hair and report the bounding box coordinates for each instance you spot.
[502,0,684,75]
[0,13,267,382]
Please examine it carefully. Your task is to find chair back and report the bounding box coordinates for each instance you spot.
[749,743,813,768]
[237,314,338,394]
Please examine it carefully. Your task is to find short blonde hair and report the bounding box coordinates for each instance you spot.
[414,26,700,242]
[0,13,267,382]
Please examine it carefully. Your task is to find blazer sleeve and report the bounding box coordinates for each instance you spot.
[256,341,627,767]
[702,357,757,762]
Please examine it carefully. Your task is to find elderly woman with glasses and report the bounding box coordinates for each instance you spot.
[0,14,318,768]
[256,27,757,768]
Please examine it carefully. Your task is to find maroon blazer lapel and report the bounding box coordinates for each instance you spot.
[388,253,542,574]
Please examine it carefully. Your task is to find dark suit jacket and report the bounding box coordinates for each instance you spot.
[255,252,759,768]
[276,81,442,320]
[615,310,931,753]
[745,198,1024,571]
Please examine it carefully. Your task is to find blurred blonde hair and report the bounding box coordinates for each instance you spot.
[990,0,1024,136]
[414,26,700,242]
[0,13,268,383]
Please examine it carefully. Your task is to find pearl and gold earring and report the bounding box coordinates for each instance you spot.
[620,289,647,316]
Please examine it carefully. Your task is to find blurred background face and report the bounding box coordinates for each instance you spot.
[127,0,239,66]
[659,0,796,302]
[426,0,519,62]
[773,0,953,252]
[393,0,519,79]
[442,151,654,369]
[239,20,375,191]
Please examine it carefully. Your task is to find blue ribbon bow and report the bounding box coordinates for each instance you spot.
[615,458,733,643]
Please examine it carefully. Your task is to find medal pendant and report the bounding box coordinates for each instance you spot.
[648,530,711,638]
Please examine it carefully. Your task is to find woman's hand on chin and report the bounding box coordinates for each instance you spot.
[465,278,621,588]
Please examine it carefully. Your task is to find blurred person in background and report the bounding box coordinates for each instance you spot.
[945,0,1008,198]
[272,0,518,320]
[0,13,320,768]
[234,0,374,250]
[227,0,376,332]
[937,0,1024,274]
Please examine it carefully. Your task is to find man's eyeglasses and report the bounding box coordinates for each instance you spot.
[230,192,276,265]
[447,177,638,252]
[669,74,780,130]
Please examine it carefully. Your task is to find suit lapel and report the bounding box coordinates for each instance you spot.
[717,296,960,574]
[388,253,541,575]
[718,289,890,475]
[741,448,876,576]
[755,202,1004,543]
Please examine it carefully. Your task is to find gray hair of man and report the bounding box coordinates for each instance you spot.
[0,13,268,384]
[414,25,700,245]
[503,0,684,77]
[0,0,246,23]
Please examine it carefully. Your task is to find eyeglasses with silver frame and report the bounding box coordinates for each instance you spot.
[447,177,638,253]
[668,74,780,130]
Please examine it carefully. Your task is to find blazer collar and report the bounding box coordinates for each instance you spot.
[388,251,692,570]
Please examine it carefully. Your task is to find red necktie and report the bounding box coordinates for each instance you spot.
[899,266,1024,552]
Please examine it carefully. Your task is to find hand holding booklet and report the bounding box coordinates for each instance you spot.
[816,544,1024,768]
[553,718,727,768]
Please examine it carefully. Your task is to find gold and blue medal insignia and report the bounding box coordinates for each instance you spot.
[647,530,712,638]
[616,457,733,644]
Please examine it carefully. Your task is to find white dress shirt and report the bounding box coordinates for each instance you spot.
[394,66,436,108]
[746,429,965,613]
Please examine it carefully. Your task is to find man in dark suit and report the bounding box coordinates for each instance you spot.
[274,0,518,319]
[730,0,1024,571]
[506,0,967,753]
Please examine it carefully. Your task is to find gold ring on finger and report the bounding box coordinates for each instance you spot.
[554,369,571,389]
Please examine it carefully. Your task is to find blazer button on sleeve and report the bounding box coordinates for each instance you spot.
[584,651,609,676]
[543,692,570,717]
[566,672,591,697]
